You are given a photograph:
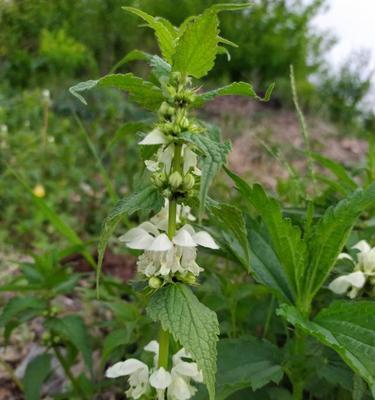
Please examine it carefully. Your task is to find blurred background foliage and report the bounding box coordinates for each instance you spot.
[0,0,374,252]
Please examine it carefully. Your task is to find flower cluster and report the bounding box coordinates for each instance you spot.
[120,203,219,285]
[329,240,375,298]
[106,341,203,400]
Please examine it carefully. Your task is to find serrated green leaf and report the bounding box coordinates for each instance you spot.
[246,217,295,303]
[122,7,176,63]
[23,353,52,400]
[69,73,164,110]
[278,301,375,391]
[209,201,250,270]
[173,10,219,78]
[45,315,93,376]
[182,131,231,216]
[215,337,284,399]
[147,284,219,400]
[149,55,172,80]
[96,186,164,295]
[305,181,375,298]
[193,81,274,107]
[227,169,306,296]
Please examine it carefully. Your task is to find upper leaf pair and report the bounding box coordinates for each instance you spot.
[124,4,251,79]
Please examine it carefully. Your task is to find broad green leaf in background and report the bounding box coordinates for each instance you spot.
[23,353,52,400]
[122,7,176,63]
[353,375,367,400]
[304,181,375,299]
[209,201,251,270]
[246,217,295,303]
[0,296,47,327]
[96,186,164,294]
[45,315,93,376]
[311,153,357,195]
[227,170,306,297]
[193,81,275,107]
[278,301,375,395]
[173,10,219,79]
[101,327,134,364]
[147,284,219,400]
[214,337,284,399]
[69,73,164,110]
[182,132,231,216]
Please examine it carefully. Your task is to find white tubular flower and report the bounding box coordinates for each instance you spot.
[168,348,203,400]
[173,225,219,250]
[329,271,366,299]
[144,340,159,366]
[120,219,218,279]
[106,359,150,399]
[139,128,168,145]
[150,367,172,390]
[144,142,200,177]
[119,222,173,252]
[331,240,375,298]
[353,240,375,276]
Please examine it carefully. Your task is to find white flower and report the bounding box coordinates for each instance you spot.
[119,222,173,251]
[144,143,200,176]
[329,240,375,298]
[174,224,219,250]
[106,341,201,400]
[139,128,168,145]
[106,358,150,399]
[150,367,172,389]
[168,348,203,400]
[120,221,218,278]
[328,271,366,299]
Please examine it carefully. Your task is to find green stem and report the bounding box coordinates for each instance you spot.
[292,380,304,400]
[158,328,170,369]
[291,329,305,400]
[168,199,177,239]
[158,142,183,370]
[53,345,88,400]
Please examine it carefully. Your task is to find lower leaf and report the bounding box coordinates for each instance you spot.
[277,301,375,393]
[147,283,219,400]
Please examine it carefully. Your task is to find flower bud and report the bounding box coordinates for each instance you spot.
[183,173,195,190]
[169,171,183,190]
[176,272,197,285]
[149,276,162,289]
[180,116,190,130]
[152,172,166,188]
[159,102,174,119]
